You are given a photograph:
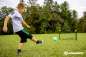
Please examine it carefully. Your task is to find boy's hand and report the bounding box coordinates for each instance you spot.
[3,26,8,32]
[27,25,31,29]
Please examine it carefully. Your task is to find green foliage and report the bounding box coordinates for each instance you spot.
[0,0,86,34]
[0,6,13,35]
[0,34,86,57]
[78,13,86,32]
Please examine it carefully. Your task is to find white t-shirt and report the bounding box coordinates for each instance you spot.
[8,10,24,32]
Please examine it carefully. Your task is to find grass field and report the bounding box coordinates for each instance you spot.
[0,33,86,57]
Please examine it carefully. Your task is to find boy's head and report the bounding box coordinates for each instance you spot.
[17,3,25,14]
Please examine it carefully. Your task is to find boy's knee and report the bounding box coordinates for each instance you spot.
[28,34,33,39]
[20,39,27,43]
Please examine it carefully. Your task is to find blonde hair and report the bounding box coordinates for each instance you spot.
[17,3,25,9]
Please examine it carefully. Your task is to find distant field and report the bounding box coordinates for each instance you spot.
[0,33,86,57]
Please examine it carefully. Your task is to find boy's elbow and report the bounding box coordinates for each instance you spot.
[4,16,10,21]
[6,16,10,19]
[4,16,10,23]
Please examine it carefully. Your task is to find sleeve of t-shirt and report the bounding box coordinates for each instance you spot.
[14,11,24,21]
[8,12,14,18]
[8,14,12,18]
[20,16,24,21]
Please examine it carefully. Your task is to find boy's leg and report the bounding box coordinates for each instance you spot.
[31,35,43,44]
[17,43,24,55]
[31,35,37,42]
[16,30,27,55]
[21,29,43,44]
[17,41,26,55]
[18,43,24,50]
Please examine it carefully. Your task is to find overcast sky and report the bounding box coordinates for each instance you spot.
[0,0,86,18]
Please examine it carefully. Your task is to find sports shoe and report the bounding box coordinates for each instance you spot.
[17,49,21,55]
[36,40,43,45]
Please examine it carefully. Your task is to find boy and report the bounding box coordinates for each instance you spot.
[3,3,42,55]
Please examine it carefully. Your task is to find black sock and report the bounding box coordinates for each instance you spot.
[36,40,42,44]
[17,49,21,53]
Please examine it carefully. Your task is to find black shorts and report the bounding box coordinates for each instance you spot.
[16,29,33,43]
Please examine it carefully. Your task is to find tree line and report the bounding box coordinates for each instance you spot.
[0,0,86,34]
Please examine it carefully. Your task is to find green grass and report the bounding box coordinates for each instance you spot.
[0,33,86,57]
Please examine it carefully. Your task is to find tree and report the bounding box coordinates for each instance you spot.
[22,0,79,33]
[78,12,86,32]
[0,6,13,35]
[59,1,77,32]
[71,10,78,32]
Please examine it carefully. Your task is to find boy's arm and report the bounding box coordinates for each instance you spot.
[22,20,30,29]
[3,16,10,32]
